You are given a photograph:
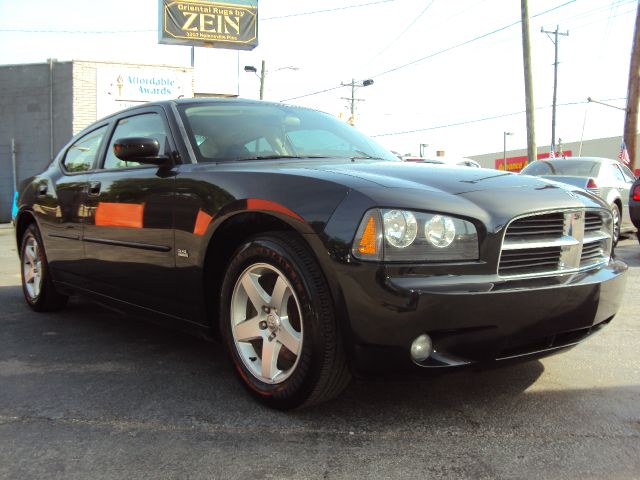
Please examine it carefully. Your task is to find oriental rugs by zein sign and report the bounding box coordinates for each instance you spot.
[159,0,258,50]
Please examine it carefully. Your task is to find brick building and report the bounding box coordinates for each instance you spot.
[0,60,197,222]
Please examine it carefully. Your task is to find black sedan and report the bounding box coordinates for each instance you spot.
[14,99,627,409]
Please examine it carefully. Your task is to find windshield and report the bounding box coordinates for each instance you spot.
[521,159,601,177]
[177,102,398,163]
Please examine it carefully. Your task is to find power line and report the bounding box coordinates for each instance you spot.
[280,85,344,102]
[281,0,577,103]
[372,110,526,137]
[365,0,436,64]
[371,0,577,78]
[0,28,155,34]
[370,98,625,137]
[262,0,396,20]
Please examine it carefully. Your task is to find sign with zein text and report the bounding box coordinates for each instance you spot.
[159,0,258,50]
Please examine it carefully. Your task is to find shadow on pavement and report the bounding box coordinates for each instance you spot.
[1,283,544,420]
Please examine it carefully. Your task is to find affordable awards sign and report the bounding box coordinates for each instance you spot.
[159,0,258,50]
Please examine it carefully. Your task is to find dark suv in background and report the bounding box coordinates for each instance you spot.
[630,176,640,243]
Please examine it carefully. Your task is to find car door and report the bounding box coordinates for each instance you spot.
[39,124,109,285]
[83,108,178,315]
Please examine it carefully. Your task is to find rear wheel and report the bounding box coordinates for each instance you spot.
[20,223,68,312]
[220,232,351,409]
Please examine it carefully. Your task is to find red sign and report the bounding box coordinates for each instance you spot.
[495,150,573,173]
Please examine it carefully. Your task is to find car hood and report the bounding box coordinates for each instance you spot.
[198,159,607,222]
[312,161,551,194]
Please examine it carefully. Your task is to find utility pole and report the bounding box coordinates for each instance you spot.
[259,59,266,100]
[624,1,640,171]
[541,25,569,152]
[521,0,537,165]
[341,78,374,125]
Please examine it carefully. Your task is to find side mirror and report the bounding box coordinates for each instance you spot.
[113,137,169,165]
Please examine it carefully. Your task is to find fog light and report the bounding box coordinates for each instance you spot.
[410,334,433,362]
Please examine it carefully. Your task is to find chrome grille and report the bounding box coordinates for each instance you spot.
[499,247,562,274]
[584,212,603,232]
[504,213,565,239]
[581,242,604,262]
[499,209,612,278]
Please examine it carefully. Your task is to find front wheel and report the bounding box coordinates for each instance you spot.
[219,232,351,409]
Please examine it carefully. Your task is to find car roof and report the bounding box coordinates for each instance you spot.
[70,97,324,142]
[541,157,615,164]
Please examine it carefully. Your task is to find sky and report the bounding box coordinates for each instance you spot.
[0,0,637,158]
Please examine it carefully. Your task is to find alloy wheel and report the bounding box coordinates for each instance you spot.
[612,206,621,242]
[22,235,43,300]
[230,263,303,384]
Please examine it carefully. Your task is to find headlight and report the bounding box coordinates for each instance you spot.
[424,215,456,248]
[383,210,417,248]
[353,208,479,262]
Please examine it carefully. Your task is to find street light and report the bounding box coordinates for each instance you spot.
[586,97,626,111]
[503,132,513,171]
[244,61,299,100]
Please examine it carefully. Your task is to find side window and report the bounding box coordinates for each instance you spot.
[609,164,625,183]
[620,164,636,182]
[62,126,108,173]
[103,113,168,170]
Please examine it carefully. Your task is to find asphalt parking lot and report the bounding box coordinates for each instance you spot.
[0,224,639,480]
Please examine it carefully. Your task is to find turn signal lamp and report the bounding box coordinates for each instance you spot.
[358,216,378,255]
[353,211,382,260]
[633,185,640,201]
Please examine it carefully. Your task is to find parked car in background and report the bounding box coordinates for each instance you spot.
[630,176,640,244]
[14,99,627,409]
[520,157,637,243]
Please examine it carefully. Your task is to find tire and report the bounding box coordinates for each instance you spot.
[219,232,351,409]
[20,223,68,312]
[611,203,621,246]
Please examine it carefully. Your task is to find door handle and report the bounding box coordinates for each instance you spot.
[88,181,102,196]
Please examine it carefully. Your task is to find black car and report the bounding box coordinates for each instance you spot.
[630,176,640,243]
[14,99,627,409]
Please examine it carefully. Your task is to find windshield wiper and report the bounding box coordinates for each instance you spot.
[350,149,385,161]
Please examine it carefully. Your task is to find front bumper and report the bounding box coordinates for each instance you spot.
[337,259,627,374]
